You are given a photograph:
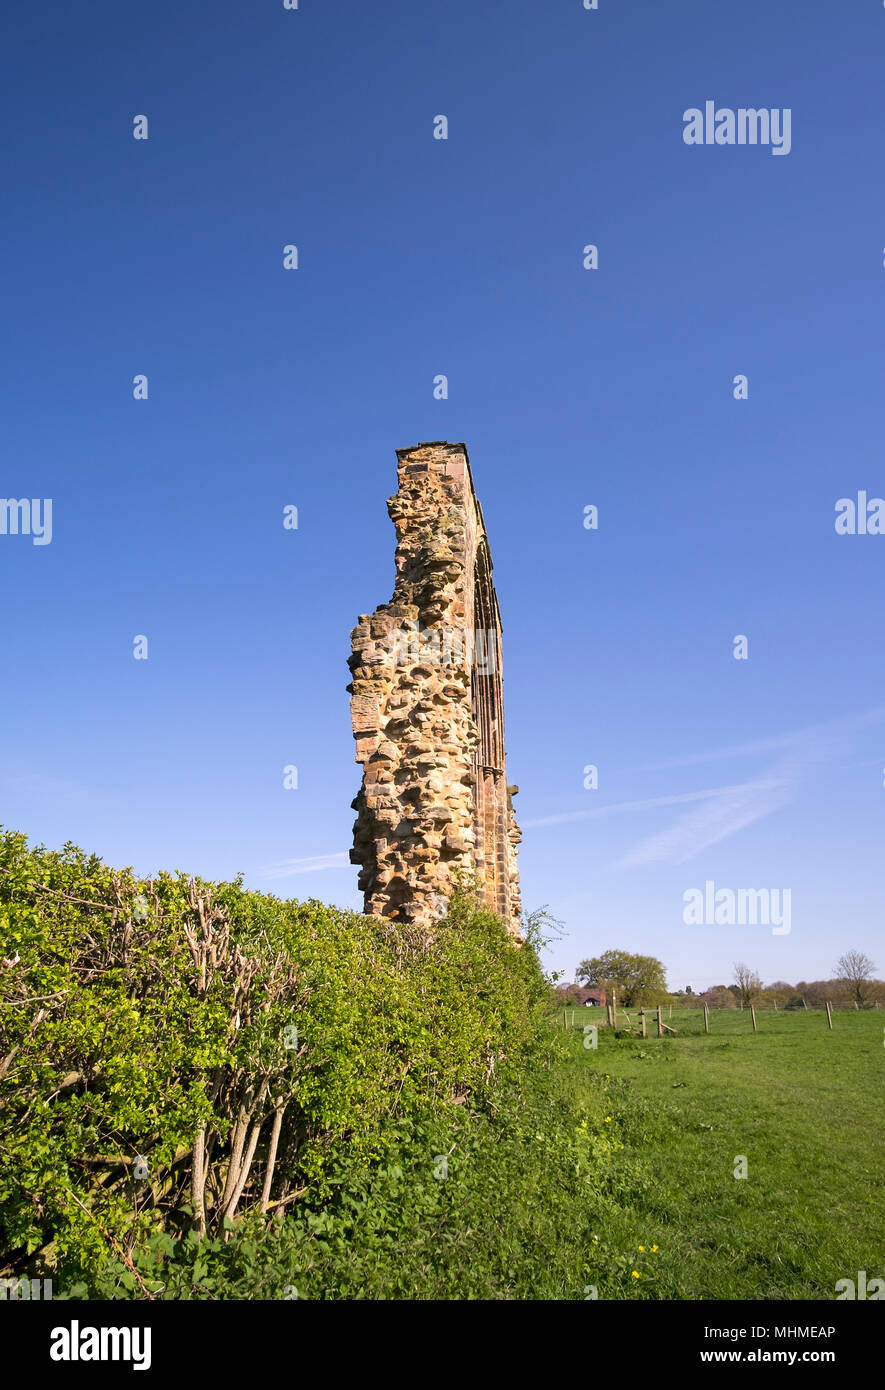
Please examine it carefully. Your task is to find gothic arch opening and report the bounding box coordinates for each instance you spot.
[470,540,510,920]
[349,442,521,933]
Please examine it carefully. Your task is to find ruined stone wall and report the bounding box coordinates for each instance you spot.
[347,442,521,933]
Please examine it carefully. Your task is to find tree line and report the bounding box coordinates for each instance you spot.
[555,948,882,1010]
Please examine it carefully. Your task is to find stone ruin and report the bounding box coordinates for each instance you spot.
[348,442,522,934]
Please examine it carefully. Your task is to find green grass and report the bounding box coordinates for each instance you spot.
[71,1031,656,1301]
[572,1008,885,1299]
[64,1007,885,1300]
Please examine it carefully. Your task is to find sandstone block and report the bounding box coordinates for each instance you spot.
[348,442,521,935]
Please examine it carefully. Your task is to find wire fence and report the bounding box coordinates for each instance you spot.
[557,999,880,1038]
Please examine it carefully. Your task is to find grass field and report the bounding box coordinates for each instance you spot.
[44,1000,884,1300]
[567,1007,885,1299]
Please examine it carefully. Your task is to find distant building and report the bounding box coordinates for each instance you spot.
[556,985,606,1007]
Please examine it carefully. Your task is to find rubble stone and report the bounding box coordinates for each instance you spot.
[348,442,522,933]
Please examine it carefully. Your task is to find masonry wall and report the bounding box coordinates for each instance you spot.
[347,442,521,933]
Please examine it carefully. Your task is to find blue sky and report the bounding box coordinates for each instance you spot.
[2,0,883,990]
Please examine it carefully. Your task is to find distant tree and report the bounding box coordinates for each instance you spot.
[790,981,813,1009]
[732,961,762,1008]
[576,950,667,1006]
[553,983,580,1002]
[801,979,839,1006]
[760,989,786,1011]
[835,950,877,1009]
[763,981,797,1010]
[701,985,737,1010]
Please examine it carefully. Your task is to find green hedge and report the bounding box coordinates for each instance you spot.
[0,829,546,1289]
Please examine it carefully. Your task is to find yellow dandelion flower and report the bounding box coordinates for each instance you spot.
[631,1270,640,1279]
[638,1245,645,1252]
[604,1116,612,1123]
[651,1244,659,1253]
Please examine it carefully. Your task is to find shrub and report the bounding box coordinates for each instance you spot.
[0,829,545,1290]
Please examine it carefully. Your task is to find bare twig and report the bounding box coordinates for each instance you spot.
[65,1189,156,1300]
[260,1103,286,1213]
[0,1008,47,1084]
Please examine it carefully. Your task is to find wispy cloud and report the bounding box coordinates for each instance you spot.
[614,777,792,867]
[261,852,350,880]
[523,785,752,829]
[634,705,885,772]
[526,705,885,870]
[615,704,885,867]
[256,707,885,880]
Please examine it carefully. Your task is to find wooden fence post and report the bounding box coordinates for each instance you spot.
[563,1008,567,1030]
[826,1000,833,1030]
[802,997,807,1010]
[704,1002,710,1034]
[640,1010,647,1038]
[750,1005,757,1034]
[656,1005,663,1038]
